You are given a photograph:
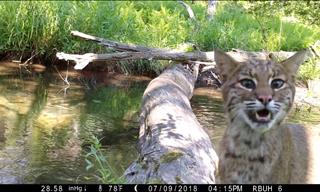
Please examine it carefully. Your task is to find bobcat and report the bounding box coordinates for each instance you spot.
[215,50,320,183]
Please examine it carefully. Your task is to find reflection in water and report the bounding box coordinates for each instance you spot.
[0,62,147,183]
[0,61,319,183]
[191,95,225,147]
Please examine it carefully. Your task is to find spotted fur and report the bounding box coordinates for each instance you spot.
[215,50,320,183]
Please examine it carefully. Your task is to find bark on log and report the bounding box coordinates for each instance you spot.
[124,64,219,184]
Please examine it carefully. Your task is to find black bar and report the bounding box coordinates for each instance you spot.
[0,184,319,192]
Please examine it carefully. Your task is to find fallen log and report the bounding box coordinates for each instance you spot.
[124,64,219,184]
[56,51,215,70]
[57,31,319,70]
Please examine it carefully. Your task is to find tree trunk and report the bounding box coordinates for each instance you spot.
[124,64,219,184]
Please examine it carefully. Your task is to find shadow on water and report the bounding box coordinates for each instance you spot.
[0,61,319,184]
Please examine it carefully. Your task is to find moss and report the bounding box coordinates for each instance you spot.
[147,178,163,184]
[141,161,148,170]
[160,150,184,164]
[175,176,183,184]
[154,162,160,172]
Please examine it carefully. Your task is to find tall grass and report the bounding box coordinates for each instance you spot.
[85,135,125,183]
[298,58,320,83]
[0,1,319,76]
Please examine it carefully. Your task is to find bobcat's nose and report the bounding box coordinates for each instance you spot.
[258,95,272,105]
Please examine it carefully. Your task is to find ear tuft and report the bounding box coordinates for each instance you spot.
[214,49,238,81]
[280,49,308,74]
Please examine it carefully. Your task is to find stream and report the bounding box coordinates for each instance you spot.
[0,61,319,183]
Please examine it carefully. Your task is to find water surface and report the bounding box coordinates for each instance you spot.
[0,61,319,183]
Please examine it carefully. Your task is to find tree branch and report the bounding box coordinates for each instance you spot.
[71,30,169,52]
[178,1,196,21]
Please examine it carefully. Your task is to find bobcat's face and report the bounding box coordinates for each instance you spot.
[215,50,307,132]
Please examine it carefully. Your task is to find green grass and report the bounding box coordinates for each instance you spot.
[85,135,125,183]
[79,84,144,183]
[0,1,319,77]
[298,58,320,83]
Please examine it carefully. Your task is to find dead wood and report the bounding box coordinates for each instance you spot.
[57,31,319,71]
[124,64,219,184]
[178,1,196,21]
[71,30,165,52]
[56,51,215,70]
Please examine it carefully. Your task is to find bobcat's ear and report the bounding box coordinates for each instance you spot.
[214,49,239,81]
[280,49,308,74]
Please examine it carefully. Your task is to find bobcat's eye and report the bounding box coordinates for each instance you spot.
[239,79,256,89]
[271,79,284,89]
